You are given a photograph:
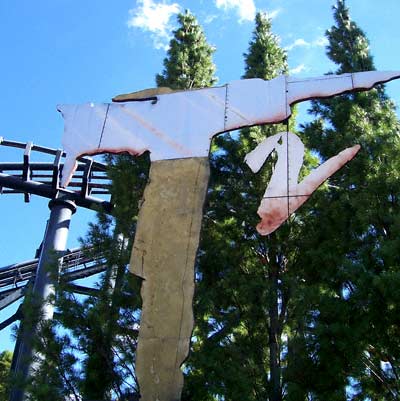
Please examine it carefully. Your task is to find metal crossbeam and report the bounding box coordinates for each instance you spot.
[0,163,109,193]
[0,137,113,213]
[0,248,108,331]
[0,173,112,212]
[64,283,101,297]
[0,308,22,331]
[0,259,37,289]
[0,288,25,311]
[0,248,107,292]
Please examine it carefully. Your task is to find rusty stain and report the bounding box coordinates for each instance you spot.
[245,132,360,235]
[118,105,196,156]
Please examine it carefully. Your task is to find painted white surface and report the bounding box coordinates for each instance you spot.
[59,71,400,187]
[287,71,400,104]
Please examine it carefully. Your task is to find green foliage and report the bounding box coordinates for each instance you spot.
[0,351,12,401]
[184,12,317,401]
[293,1,400,399]
[25,322,81,401]
[326,0,374,73]
[243,12,288,80]
[69,154,148,400]
[156,10,217,90]
[185,4,400,400]
[25,154,148,401]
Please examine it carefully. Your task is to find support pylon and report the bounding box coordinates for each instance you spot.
[9,197,76,401]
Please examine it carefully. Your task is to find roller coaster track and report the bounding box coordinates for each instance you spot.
[0,138,115,329]
[0,137,113,212]
[0,247,108,313]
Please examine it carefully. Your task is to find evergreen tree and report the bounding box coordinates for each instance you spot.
[156,10,217,90]
[293,1,400,399]
[75,155,147,401]
[0,351,12,401]
[243,13,288,80]
[25,154,147,401]
[184,13,315,401]
[25,320,82,401]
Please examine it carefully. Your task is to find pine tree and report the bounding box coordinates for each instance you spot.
[156,10,217,90]
[75,154,148,401]
[25,154,147,401]
[0,351,12,401]
[243,13,288,80]
[294,1,400,399]
[184,13,316,401]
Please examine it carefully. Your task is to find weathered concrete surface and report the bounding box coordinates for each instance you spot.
[130,157,210,401]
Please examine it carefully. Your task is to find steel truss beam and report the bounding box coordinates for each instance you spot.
[0,248,108,310]
[0,137,113,213]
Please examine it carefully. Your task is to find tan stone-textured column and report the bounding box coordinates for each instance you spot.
[130,157,210,401]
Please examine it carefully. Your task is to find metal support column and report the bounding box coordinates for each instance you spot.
[9,197,76,401]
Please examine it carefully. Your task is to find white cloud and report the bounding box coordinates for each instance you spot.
[312,36,328,47]
[267,9,281,20]
[289,63,308,74]
[127,0,181,50]
[285,38,310,51]
[285,36,328,51]
[290,64,310,75]
[204,14,218,24]
[215,0,256,22]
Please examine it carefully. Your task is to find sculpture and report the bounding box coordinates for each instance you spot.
[58,72,399,187]
[58,71,400,401]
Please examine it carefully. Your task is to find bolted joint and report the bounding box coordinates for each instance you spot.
[48,197,77,214]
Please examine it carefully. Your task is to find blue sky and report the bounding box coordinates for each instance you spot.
[1,0,400,352]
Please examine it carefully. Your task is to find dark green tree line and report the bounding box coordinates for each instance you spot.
[184,3,400,400]
[0,351,12,401]
[289,1,400,399]
[24,154,148,401]
[184,12,318,401]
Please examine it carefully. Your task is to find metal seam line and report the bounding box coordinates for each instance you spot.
[286,123,290,219]
[98,103,110,149]
[223,84,229,131]
[285,80,290,220]
[263,194,313,199]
